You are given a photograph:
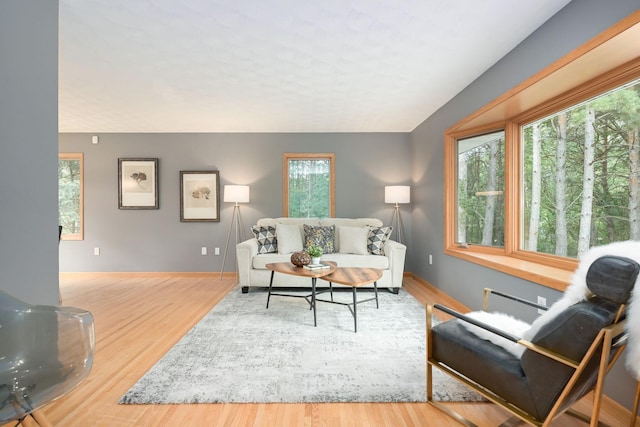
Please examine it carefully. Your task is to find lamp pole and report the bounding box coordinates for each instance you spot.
[220,185,249,281]
[390,202,405,244]
[220,202,245,280]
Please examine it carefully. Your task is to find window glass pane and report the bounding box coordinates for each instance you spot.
[522,78,640,257]
[288,158,330,218]
[59,154,83,239]
[456,131,505,247]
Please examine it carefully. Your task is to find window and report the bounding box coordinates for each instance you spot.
[522,80,640,258]
[444,15,640,290]
[456,131,505,248]
[59,153,84,240]
[283,153,335,218]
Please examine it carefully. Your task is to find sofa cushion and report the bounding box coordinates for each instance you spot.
[338,226,369,255]
[367,226,392,255]
[252,252,389,270]
[251,225,277,254]
[252,253,296,269]
[257,218,320,237]
[320,218,383,252]
[276,223,303,254]
[303,224,335,254]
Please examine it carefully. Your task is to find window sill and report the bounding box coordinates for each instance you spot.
[445,248,573,292]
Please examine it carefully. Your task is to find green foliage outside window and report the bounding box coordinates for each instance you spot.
[288,159,330,218]
[457,79,640,259]
[522,79,640,257]
[457,132,506,247]
[59,155,83,239]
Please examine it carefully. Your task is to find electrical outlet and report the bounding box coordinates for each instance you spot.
[215,247,220,255]
[94,247,100,256]
[201,247,207,256]
[537,296,546,315]
[429,254,433,265]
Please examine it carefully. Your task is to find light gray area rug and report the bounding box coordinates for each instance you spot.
[120,286,482,404]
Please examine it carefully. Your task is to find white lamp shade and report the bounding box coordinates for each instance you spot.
[223,185,250,203]
[385,186,410,204]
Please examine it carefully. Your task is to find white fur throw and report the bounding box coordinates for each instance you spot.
[461,311,530,357]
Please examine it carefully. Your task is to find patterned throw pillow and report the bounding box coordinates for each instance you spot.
[367,226,392,255]
[303,224,335,254]
[251,225,277,254]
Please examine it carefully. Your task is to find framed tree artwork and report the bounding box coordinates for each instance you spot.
[180,170,220,222]
[118,158,159,209]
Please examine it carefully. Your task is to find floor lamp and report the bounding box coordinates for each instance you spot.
[385,185,410,244]
[220,185,250,280]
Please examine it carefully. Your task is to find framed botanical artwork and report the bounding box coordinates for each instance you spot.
[118,158,159,209]
[180,170,220,222]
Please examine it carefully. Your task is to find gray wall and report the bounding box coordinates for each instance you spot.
[410,0,640,410]
[0,1,59,305]
[58,133,412,272]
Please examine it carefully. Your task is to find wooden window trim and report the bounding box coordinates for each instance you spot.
[444,12,640,292]
[59,152,84,241]
[450,11,640,135]
[282,153,336,218]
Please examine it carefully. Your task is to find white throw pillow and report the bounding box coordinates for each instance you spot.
[276,223,303,254]
[338,226,369,255]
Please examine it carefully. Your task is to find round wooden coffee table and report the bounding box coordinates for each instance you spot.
[265,261,338,327]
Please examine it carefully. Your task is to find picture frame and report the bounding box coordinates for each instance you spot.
[180,170,220,222]
[118,158,159,209]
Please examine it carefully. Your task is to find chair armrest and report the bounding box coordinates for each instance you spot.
[482,288,548,312]
[432,303,521,343]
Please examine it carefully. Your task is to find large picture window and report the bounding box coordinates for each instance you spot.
[444,15,640,290]
[283,153,335,218]
[59,153,84,240]
[522,79,640,258]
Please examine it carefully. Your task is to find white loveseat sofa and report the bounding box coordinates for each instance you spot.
[236,217,406,293]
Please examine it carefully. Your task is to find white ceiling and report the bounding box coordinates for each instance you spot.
[59,0,572,133]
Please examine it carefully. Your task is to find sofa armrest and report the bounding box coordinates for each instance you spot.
[236,238,259,286]
[384,239,407,287]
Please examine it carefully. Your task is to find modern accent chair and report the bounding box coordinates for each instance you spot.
[427,255,639,427]
[0,291,95,426]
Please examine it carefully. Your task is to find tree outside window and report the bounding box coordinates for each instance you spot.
[444,21,640,290]
[456,131,505,248]
[283,153,335,218]
[59,153,84,240]
[452,79,640,262]
[522,79,640,258]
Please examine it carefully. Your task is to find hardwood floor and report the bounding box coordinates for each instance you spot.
[7,274,635,426]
